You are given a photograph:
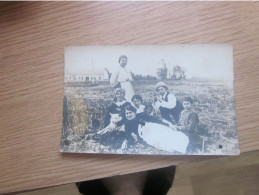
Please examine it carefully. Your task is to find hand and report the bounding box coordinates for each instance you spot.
[156,95,163,102]
[131,133,138,141]
[139,119,145,126]
[169,124,177,131]
[121,140,128,149]
[97,129,107,135]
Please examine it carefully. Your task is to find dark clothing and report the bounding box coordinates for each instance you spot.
[76,166,176,195]
[177,109,199,133]
[138,112,161,123]
[124,113,170,145]
[159,92,183,124]
[124,116,143,145]
[76,180,111,195]
[99,130,125,149]
[107,101,131,114]
[143,166,176,195]
[104,101,131,127]
[177,109,201,153]
[124,113,155,145]
[138,112,169,127]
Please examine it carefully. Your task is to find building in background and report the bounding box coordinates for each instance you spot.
[65,69,110,83]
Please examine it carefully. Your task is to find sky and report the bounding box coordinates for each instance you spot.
[65,44,234,81]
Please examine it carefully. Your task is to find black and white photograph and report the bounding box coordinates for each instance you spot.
[60,45,240,155]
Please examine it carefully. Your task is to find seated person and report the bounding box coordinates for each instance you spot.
[124,106,188,153]
[175,97,201,153]
[144,105,154,116]
[123,105,176,148]
[153,82,183,124]
[124,105,143,146]
[139,105,175,129]
[131,95,145,113]
[97,113,126,149]
[104,88,131,127]
[194,99,202,112]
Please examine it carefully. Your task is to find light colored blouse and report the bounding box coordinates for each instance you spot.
[110,66,133,87]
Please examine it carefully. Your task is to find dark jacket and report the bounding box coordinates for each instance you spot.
[159,92,183,124]
[104,100,131,127]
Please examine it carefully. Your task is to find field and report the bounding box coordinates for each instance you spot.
[60,79,239,155]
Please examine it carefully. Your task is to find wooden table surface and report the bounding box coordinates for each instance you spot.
[0,1,259,194]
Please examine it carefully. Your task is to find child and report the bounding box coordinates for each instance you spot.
[193,99,202,112]
[175,97,201,153]
[131,95,145,114]
[139,105,175,129]
[144,105,154,116]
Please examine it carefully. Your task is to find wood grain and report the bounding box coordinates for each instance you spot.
[0,1,259,194]
[169,150,259,195]
[14,150,259,195]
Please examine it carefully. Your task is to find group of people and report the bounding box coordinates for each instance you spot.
[95,55,202,153]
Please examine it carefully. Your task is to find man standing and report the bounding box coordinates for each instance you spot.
[110,55,135,102]
[154,82,183,124]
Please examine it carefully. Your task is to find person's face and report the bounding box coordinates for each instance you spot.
[183,101,192,110]
[194,101,200,107]
[132,98,141,108]
[125,110,136,120]
[145,107,152,115]
[157,87,167,95]
[115,91,124,101]
[119,58,127,67]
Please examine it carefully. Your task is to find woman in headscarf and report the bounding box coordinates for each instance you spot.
[95,88,131,149]
[104,88,131,127]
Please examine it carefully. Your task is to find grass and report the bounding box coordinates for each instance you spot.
[61,79,239,155]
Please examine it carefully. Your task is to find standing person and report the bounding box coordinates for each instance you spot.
[104,88,131,127]
[110,55,135,102]
[154,82,183,124]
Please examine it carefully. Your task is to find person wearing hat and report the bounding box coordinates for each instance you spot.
[110,55,135,102]
[104,88,131,127]
[154,81,183,124]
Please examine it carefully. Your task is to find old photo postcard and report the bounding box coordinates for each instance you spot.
[60,45,240,155]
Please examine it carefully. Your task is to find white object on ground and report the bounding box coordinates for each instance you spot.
[138,122,189,153]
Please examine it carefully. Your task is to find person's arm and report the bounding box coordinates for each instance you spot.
[161,119,176,130]
[110,69,119,87]
[125,122,140,143]
[153,99,161,112]
[176,112,199,132]
[124,124,131,138]
[129,70,133,81]
[104,105,113,127]
[160,94,177,109]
